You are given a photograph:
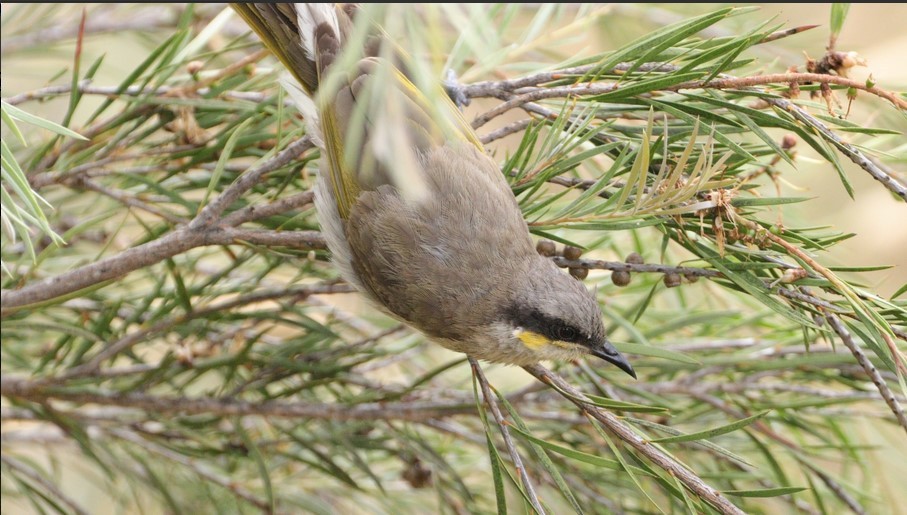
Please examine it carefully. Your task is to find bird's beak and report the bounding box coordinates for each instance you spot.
[590,340,636,379]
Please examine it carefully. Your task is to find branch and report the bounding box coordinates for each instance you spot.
[470,358,547,514]
[107,427,271,512]
[668,73,907,111]
[692,392,867,514]
[0,455,91,515]
[3,82,284,108]
[0,376,477,422]
[1,6,179,55]
[521,364,745,515]
[49,282,353,383]
[464,63,906,201]
[825,313,907,436]
[761,95,907,201]
[1,137,317,313]
[189,136,314,229]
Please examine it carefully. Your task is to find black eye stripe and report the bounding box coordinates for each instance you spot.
[504,304,590,345]
[555,325,577,341]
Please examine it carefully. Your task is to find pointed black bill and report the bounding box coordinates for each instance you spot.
[590,340,636,379]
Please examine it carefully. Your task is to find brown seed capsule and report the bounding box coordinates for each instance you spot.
[612,270,631,287]
[563,245,583,260]
[402,458,432,489]
[569,267,589,280]
[663,272,681,288]
[626,252,644,265]
[781,134,797,150]
[186,60,204,75]
[683,272,699,283]
[536,239,557,257]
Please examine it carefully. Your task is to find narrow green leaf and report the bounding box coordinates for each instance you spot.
[593,7,737,75]
[199,117,255,212]
[236,420,274,513]
[723,486,807,498]
[594,71,706,102]
[615,342,701,365]
[496,392,584,514]
[581,394,670,413]
[730,197,812,207]
[508,426,651,475]
[830,4,851,38]
[1,103,27,145]
[2,101,88,140]
[652,411,769,443]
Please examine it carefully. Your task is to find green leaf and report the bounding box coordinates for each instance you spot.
[615,342,701,365]
[593,71,707,102]
[694,243,817,327]
[580,393,670,413]
[730,197,812,207]
[508,426,653,476]
[199,117,255,212]
[496,391,584,514]
[723,486,808,498]
[2,101,88,140]
[592,7,738,76]
[891,283,907,299]
[830,4,851,39]
[651,411,769,443]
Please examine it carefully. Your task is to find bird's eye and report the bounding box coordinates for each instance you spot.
[555,325,577,341]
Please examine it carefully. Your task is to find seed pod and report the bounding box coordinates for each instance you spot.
[569,267,589,280]
[402,458,432,489]
[536,239,557,257]
[186,60,204,75]
[781,134,797,150]
[563,245,583,260]
[663,272,681,288]
[612,270,631,287]
[626,252,644,265]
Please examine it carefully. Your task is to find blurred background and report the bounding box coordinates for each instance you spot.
[4,4,904,294]
[2,3,905,514]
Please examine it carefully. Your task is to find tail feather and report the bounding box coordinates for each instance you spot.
[295,3,341,65]
[230,3,347,95]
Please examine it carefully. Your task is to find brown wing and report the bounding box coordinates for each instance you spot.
[345,142,533,340]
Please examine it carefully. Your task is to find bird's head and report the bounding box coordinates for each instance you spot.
[486,257,636,377]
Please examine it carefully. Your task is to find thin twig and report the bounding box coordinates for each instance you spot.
[470,358,547,515]
[190,136,314,229]
[1,137,316,313]
[763,95,907,201]
[1,6,179,55]
[480,118,534,145]
[824,313,907,436]
[471,83,618,129]
[692,392,867,515]
[668,73,907,111]
[0,454,91,515]
[75,177,187,224]
[465,63,906,201]
[106,427,272,512]
[221,190,314,226]
[0,376,478,422]
[522,363,745,515]
[3,81,287,107]
[50,282,353,382]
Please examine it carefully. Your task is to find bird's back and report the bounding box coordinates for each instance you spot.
[345,141,535,341]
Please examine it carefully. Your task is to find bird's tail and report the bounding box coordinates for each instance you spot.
[230,3,351,95]
[232,3,483,217]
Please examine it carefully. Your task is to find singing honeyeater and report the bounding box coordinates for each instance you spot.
[231,3,635,377]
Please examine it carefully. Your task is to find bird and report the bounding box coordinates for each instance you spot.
[230,3,636,378]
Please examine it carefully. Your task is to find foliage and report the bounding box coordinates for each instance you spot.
[2,4,905,514]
